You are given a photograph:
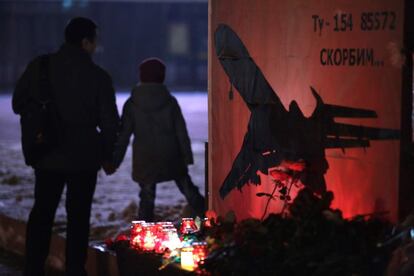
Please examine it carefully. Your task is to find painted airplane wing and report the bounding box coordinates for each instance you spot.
[215,24,289,198]
[215,24,286,111]
[219,135,262,198]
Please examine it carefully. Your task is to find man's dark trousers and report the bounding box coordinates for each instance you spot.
[24,169,97,276]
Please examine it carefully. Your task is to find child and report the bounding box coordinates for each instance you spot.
[113,57,205,221]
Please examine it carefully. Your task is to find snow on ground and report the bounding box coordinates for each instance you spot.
[0,92,207,241]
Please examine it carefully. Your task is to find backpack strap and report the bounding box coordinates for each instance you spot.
[38,54,52,105]
[37,54,63,131]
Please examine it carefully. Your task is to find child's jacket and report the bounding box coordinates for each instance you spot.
[113,83,193,184]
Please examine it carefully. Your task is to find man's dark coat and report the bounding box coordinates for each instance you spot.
[12,44,120,171]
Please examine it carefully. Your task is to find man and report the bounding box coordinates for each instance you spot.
[12,17,119,276]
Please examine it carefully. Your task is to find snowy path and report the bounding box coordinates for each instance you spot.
[0,92,207,240]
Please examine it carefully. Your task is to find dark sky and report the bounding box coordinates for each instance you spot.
[0,0,208,91]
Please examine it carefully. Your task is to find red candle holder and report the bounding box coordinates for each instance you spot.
[130,220,145,249]
[154,222,179,253]
[130,221,178,252]
[156,221,173,227]
[180,218,198,234]
[156,222,173,234]
[141,223,157,251]
[164,228,181,251]
[192,242,208,268]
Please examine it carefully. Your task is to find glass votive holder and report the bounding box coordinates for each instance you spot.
[141,222,157,251]
[192,241,208,267]
[180,246,195,271]
[130,220,145,249]
[180,218,198,234]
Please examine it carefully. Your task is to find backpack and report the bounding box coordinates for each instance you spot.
[20,55,61,166]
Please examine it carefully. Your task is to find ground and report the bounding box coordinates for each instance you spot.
[0,92,207,241]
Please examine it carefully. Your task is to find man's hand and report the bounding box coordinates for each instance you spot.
[102,162,117,175]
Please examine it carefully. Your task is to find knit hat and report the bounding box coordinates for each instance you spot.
[139,58,166,83]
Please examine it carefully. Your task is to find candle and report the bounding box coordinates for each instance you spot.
[192,242,208,268]
[164,228,182,251]
[154,222,177,253]
[181,246,194,271]
[143,230,156,251]
[141,223,157,251]
[180,218,198,234]
[130,220,145,249]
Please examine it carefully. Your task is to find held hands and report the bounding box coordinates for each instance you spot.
[102,162,117,175]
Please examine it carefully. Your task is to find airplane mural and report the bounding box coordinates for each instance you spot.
[214,24,401,199]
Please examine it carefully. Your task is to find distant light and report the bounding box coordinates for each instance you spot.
[62,0,73,9]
